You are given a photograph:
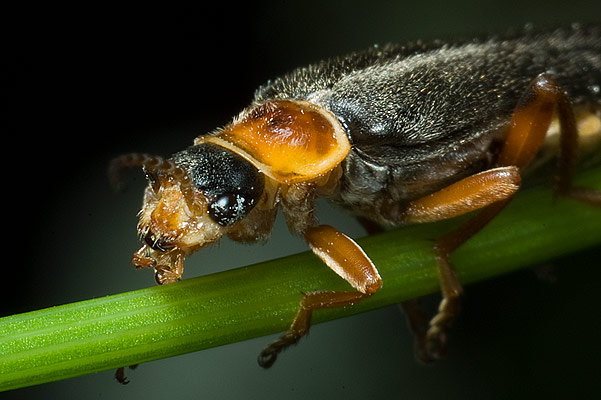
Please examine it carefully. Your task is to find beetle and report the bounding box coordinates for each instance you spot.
[110,23,601,369]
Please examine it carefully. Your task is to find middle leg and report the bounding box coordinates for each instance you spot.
[401,169,520,361]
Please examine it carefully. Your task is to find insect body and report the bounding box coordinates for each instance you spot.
[111,24,601,367]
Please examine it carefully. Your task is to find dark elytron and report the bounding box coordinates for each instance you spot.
[255,24,601,223]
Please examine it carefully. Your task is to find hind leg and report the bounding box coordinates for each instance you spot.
[402,73,600,362]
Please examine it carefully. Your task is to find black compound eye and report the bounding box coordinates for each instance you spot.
[208,193,255,226]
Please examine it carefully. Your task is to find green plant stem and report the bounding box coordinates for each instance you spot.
[1,167,600,391]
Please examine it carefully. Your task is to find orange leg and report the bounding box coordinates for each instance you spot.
[258,225,382,368]
[402,170,519,361]
[402,73,600,362]
[497,74,600,207]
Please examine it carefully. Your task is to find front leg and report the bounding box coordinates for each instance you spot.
[258,225,382,368]
[260,181,382,368]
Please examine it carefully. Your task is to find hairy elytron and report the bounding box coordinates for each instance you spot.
[111,24,601,369]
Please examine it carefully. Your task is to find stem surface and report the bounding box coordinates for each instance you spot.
[1,167,600,391]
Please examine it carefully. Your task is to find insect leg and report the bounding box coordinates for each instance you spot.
[402,167,521,224]
[497,73,600,206]
[403,72,599,362]
[258,225,382,368]
[401,170,520,361]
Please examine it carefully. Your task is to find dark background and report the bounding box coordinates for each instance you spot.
[4,1,601,398]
